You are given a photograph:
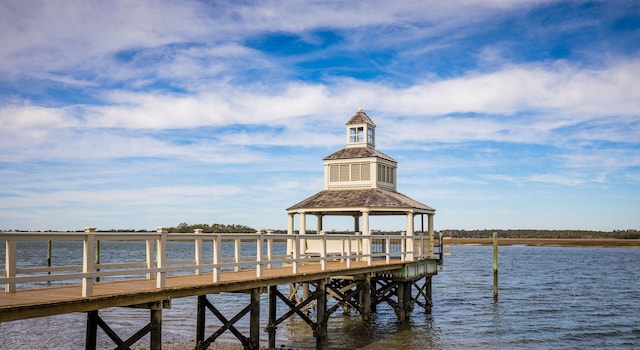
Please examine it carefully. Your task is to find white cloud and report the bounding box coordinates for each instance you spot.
[1,59,637,164]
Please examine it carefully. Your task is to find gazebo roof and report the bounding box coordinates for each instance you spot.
[324,147,395,162]
[286,188,435,215]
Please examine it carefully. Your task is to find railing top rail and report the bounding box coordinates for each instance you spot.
[0,232,284,241]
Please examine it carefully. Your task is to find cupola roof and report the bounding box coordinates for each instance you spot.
[346,108,376,126]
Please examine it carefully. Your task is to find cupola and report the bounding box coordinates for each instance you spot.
[322,108,397,191]
[346,108,375,149]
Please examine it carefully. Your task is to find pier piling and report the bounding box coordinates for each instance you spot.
[493,231,498,302]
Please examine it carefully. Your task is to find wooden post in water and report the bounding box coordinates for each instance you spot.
[47,240,52,278]
[493,231,498,302]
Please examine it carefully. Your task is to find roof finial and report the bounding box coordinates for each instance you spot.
[358,107,363,112]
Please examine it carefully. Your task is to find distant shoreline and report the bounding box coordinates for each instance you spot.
[449,237,640,248]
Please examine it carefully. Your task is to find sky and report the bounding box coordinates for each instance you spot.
[1,0,639,232]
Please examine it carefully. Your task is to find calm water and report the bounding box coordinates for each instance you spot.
[1,243,639,349]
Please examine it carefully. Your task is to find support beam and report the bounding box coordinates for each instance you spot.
[413,276,433,314]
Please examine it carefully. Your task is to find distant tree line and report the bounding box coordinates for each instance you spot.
[1,223,255,233]
[168,222,256,233]
[439,229,640,240]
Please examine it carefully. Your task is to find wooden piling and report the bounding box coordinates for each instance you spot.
[249,289,260,350]
[150,301,162,350]
[47,240,52,271]
[47,240,52,283]
[493,231,498,302]
[196,295,206,346]
[315,279,328,349]
[267,286,277,349]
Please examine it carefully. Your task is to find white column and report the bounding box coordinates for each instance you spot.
[299,212,307,235]
[287,213,294,257]
[362,210,370,264]
[296,212,306,274]
[317,214,323,234]
[406,211,414,261]
[353,214,360,233]
[428,213,435,258]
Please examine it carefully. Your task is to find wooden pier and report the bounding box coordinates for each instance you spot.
[1,229,442,349]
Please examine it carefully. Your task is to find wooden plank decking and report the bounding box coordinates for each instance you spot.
[1,259,410,323]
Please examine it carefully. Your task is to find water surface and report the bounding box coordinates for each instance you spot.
[1,244,638,349]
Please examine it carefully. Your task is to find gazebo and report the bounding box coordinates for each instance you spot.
[286,108,436,261]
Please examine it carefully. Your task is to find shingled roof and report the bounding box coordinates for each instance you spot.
[324,147,396,162]
[346,108,376,126]
[287,188,434,214]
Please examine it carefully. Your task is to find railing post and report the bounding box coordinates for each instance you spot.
[194,228,203,275]
[146,236,155,279]
[400,232,406,262]
[212,235,221,282]
[5,239,16,293]
[156,227,168,288]
[292,235,299,274]
[385,236,391,264]
[82,230,96,297]
[266,230,273,269]
[346,237,352,269]
[320,232,327,271]
[256,230,264,277]
[234,237,241,272]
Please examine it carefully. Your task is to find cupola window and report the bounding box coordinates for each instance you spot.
[350,127,364,143]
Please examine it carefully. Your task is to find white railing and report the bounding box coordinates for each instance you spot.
[1,230,436,297]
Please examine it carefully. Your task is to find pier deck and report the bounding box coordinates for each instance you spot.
[0,259,414,322]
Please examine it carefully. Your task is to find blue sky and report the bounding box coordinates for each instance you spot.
[1,0,639,232]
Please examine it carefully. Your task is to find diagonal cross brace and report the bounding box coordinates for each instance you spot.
[196,295,255,349]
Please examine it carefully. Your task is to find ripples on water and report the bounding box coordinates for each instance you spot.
[1,244,639,349]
